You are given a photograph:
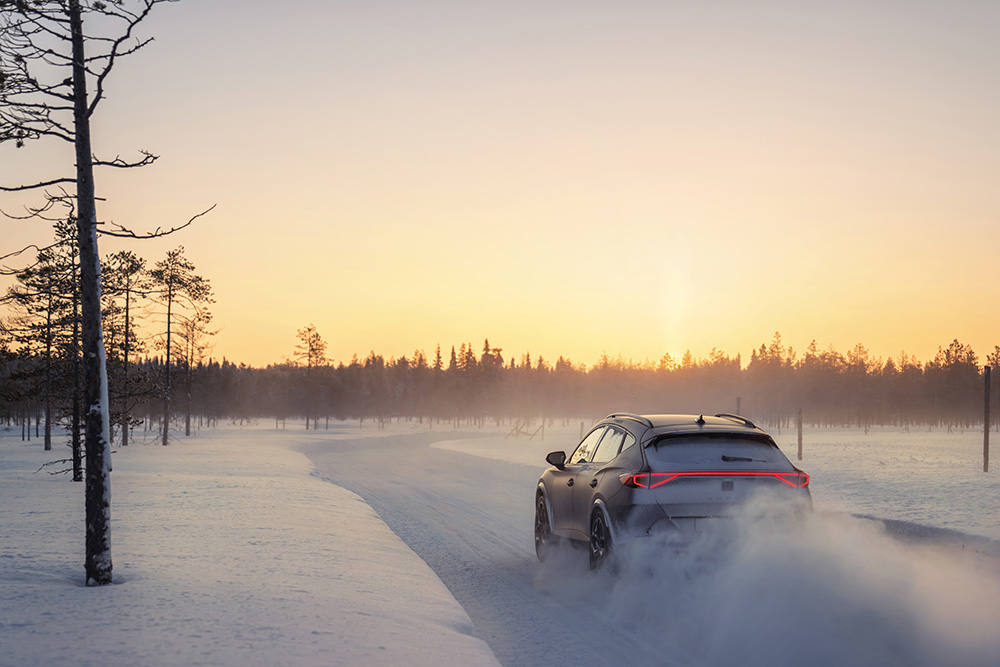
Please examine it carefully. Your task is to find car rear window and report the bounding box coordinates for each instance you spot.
[644,435,794,471]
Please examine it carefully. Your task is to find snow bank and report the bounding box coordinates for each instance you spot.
[0,426,499,666]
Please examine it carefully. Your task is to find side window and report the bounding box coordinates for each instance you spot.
[619,432,636,456]
[593,426,626,463]
[570,427,606,464]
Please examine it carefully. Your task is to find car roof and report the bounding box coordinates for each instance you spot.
[604,413,770,438]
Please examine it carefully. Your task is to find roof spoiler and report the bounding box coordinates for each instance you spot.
[605,413,654,428]
[714,413,757,429]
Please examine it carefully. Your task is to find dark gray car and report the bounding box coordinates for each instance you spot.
[534,413,811,568]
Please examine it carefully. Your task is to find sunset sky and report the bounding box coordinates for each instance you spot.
[2,1,999,368]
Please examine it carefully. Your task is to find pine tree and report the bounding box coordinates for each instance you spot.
[102,251,149,446]
[149,247,212,445]
[294,324,328,429]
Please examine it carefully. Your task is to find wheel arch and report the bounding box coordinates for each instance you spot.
[590,497,617,544]
[536,481,556,528]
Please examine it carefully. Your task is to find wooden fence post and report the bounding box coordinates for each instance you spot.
[797,408,803,461]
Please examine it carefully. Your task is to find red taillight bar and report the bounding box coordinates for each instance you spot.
[619,471,809,488]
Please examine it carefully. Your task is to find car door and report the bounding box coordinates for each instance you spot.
[548,426,606,538]
[571,425,627,534]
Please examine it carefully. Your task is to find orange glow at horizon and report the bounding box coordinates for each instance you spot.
[1,1,998,369]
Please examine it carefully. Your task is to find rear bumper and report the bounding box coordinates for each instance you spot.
[614,495,812,543]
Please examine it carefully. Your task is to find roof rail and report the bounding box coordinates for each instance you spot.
[714,413,757,429]
[605,413,654,428]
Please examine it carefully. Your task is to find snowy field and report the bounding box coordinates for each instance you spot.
[3,419,999,666]
[772,425,999,539]
[0,423,499,667]
[435,423,1000,540]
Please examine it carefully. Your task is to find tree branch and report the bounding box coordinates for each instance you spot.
[92,150,158,169]
[0,241,62,276]
[88,1,158,117]
[0,176,75,192]
[98,203,216,239]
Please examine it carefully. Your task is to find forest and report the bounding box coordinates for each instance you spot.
[2,226,997,447]
[1,221,213,469]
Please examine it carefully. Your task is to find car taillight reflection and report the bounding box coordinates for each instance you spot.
[619,471,810,488]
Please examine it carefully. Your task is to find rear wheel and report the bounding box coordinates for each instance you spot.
[589,509,612,570]
[534,492,558,561]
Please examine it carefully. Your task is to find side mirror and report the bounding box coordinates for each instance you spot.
[546,451,567,470]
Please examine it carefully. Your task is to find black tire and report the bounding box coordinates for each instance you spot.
[534,492,557,562]
[589,509,612,570]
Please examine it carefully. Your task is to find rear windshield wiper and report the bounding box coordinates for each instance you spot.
[721,455,765,463]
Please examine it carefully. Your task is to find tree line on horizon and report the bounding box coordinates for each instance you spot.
[3,324,997,440]
[258,332,1000,430]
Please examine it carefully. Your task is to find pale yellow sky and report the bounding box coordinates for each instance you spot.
[2,1,998,367]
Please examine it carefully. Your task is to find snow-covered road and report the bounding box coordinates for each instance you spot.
[304,432,639,666]
[303,431,1000,667]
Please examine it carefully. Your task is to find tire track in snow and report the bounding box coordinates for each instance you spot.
[301,432,675,667]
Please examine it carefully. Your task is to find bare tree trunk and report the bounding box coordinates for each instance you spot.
[305,360,312,430]
[72,260,82,482]
[185,354,192,437]
[43,283,53,451]
[71,0,112,586]
[162,283,172,446]
[121,275,131,447]
[985,366,991,473]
